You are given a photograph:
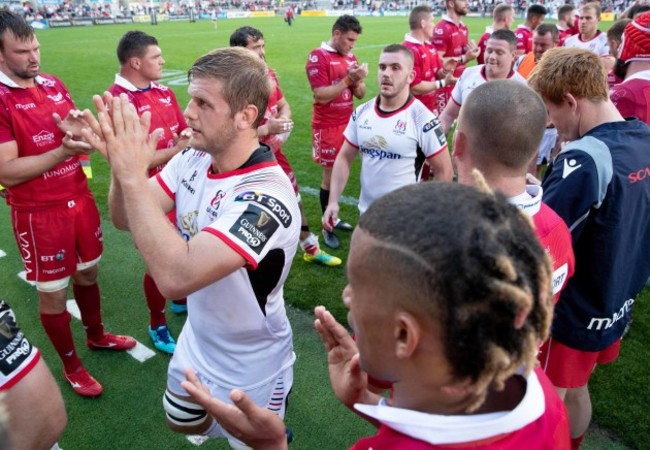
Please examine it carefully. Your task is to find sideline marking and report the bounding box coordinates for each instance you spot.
[65,299,156,363]
[186,435,209,446]
[17,271,35,286]
[300,186,358,206]
[0,249,6,258]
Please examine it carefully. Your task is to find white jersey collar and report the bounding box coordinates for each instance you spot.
[441,14,457,25]
[623,69,650,83]
[354,368,545,445]
[516,24,532,31]
[0,71,47,89]
[320,41,336,52]
[113,73,156,92]
[404,33,423,44]
[507,184,543,217]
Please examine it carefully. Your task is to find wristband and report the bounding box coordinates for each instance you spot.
[440,78,446,88]
[460,55,466,63]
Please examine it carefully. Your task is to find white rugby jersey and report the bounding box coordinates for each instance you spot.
[563,31,610,56]
[157,146,299,389]
[451,65,528,107]
[344,96,448,213]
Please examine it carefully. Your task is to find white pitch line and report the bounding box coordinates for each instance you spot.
[300,186,359,207]
[186,435,209,446]
[0,249,6,258]
[65,299,156,363]
[17,271,35,286]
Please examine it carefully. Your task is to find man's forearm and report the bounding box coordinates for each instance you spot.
[0,146,71,188]
[117,175,187,284]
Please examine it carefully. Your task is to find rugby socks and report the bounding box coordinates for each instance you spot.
[300,232,319,256]
[144,273,167,329]
[172,298,187,307]
[73,283,105,342]
[571,433,585,449]
[319,188,329,214]
[40,311,81,373]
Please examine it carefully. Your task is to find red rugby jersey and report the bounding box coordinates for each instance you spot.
[0,73,88,209]
[306,43,358,128]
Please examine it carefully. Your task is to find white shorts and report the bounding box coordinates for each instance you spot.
[166,351,293,441]
[537,128,558,166]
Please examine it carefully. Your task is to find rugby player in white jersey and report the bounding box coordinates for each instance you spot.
[322,43,452,228]
[78,47,300,449]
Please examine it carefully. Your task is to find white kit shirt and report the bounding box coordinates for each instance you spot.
[157,146,300,389]
[344,96,448,213]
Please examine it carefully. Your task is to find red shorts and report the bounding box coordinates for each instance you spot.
[312,125,346,168]
[538,337,621,388]
[435,85,453,115]
[274,149,299,195]
[11,192,103,282]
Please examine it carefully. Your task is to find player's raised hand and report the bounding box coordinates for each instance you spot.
[181,369,288,450]
[94,93,161,181]
[314,305,377,409]
[442,57,458,74]
[53,109,91,140]
[348,62,369,82]
[465,40,480,62]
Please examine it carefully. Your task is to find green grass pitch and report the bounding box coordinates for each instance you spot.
[0,15,646,449]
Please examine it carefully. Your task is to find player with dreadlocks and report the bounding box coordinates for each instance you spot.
[181,181,570,449]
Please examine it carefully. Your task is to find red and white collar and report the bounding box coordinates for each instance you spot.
[354,368,545,446]
[0,71,48,89]
[516,24,532,31]
[404,33,424,45]
[441,14,460,26]
[320,41,337,53]
[113,73,158,92]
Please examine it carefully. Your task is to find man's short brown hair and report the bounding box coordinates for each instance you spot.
[188,47,270,127]
[529,48,609,104]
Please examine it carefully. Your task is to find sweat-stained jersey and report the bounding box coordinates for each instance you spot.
[0,72,89,209]
[108,74,188,177]
[156,145,300,388]
[344,96,447,214]
[350,367,570,450]
[306,42,359,128]
[542,119,650,351]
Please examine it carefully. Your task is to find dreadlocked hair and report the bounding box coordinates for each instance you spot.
[358,182,553,413]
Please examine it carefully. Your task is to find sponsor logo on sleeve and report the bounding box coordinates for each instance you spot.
[234,191,293,228]
[423,117,440,133]
[309,54,318,63]
[230,204,280,254]
[562,158,582,179]
[0,309,33,376]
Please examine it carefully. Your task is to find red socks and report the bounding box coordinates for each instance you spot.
[571,434,585,450]
[73,283,104,342]
[144,273,167,328]
[40,311,81,374]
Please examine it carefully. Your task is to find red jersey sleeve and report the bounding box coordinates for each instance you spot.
[306,49,331,89]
